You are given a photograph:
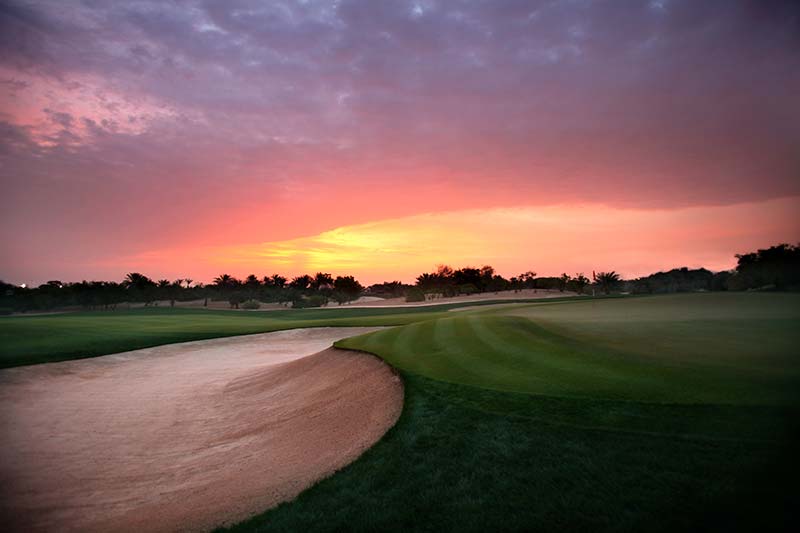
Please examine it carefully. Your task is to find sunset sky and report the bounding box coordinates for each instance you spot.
[1,0,798,285]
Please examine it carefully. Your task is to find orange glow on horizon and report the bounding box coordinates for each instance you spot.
[96,197,800,285]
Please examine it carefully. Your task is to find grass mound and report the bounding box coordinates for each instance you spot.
[337,293,800,405]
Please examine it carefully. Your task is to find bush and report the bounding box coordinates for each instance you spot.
[241,299,261,310]
[292,294,328,308]
[458,283,478,295]
[406,288,425,302]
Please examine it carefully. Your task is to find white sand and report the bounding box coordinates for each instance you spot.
[0,327,402,532]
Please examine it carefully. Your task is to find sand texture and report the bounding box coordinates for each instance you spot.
[0,327,402,532]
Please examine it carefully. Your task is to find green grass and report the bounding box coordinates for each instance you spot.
[224,374,798,533]
[336,293,800,405]
[228,293,799,532]
[0,298,579,368]
[2,292,798,531]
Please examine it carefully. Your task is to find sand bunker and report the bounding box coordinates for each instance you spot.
[0,327,402,532]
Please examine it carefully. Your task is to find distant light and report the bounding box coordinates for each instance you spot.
[20,283,27,289]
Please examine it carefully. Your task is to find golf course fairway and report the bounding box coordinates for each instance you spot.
[1,293,797,532]
[233,293,799,532]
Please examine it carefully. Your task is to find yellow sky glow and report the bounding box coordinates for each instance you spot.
[105,197,800,284]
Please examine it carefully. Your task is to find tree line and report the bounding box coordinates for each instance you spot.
[1,243,797,313]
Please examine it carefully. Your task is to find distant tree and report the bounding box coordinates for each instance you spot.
[416,272,439,291]
[631,267,713,294]
[436,265,454,278]
[270,274,287,288]
[311,272,334,290]
[213,274,237,289]
[406,288,426,302]
[123,272,156,304]
[289,274,313,290]
[184,278,193,289]
[510,271,538,291]
[487,275,510,292]
[570,273,590,294]
[228,293,246,309]
[332,275,363,304]
[157,279,170,289]
[244,274,261,287]
[594,271,621,294]
[123,272,154,291]
[729,243,800,290]
[366,281,411,298]
[292,294,327,308]
[558,273,571,292]
[169,279,184,307]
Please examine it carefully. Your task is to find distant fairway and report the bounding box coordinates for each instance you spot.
[337,293,800,405]
[0,301,542,368]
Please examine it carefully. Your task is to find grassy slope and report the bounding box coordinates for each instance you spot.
[336,293,800,405]
[227,293,799,532]
[0,299,576,368]
[225,374,798,533]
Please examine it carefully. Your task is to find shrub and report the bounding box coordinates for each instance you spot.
[458,283,477,295]
[241,299,261,310]
[292,294,328,308]
[406,288,425,302]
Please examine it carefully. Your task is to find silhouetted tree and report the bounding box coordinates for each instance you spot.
[570,273,590,294]
[213,274,239,289]
[290,274,312,290]
[594,271,621,294]
[311,272,334,290]
[729,243,800,290]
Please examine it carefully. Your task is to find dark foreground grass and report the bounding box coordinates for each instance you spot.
[222,373,799,533]
[226,292,799,532]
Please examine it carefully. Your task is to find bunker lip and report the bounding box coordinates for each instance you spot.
[0,327,403,533]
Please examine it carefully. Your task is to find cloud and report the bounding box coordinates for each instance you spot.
[1,0,798,281]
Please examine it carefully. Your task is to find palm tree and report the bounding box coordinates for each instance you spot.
[184,278,193,289]
[123,272,154,291]
[213,274,233,288]
[593,271,621,294]
[311,272,334,290]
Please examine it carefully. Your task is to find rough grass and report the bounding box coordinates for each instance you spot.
[222,373,798,533]
[226,293,799,532]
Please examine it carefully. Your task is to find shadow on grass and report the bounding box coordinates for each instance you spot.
[220,373,799,532]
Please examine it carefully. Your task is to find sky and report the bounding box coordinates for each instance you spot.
[1,0,798,286]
